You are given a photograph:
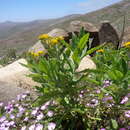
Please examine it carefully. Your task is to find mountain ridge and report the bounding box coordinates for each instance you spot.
[0,0,129,56]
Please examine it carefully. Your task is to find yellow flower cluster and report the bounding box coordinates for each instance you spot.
[96,49,104,53]
[38,34,50,40]
[30,50,45,57]
[123,42,130,48]
[38,33,64,46]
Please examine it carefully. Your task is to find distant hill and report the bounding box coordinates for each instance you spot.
[0,0,130,56]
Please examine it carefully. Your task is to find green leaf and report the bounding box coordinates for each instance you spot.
[107,70,117,80]
[78,33,89,51]
[111,119,118,129]
[85,43,106,56]
[114,70,124,79]
[121,58,128,75]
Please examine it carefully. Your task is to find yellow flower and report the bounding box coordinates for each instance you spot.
[58,36,64,41]
[30,52,34,55]
[96,49,104,53]
[38,50,44,55]
[38,34,50,40]
[33,53,39,57]
[123,42,130,48]
[50,39,58,45]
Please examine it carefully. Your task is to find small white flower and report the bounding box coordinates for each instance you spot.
[21,126,26,130]
[120,96,128,104]
[36,113,44,120]
[29,124,35,130]
[35,123,43,130]
[47,111,54,117]
[31,109,38,116]
[48,122,56,130]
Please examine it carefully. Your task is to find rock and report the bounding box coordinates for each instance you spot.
[0,81,26,104]
[48,28,70,42]
[0,59,39,91]
[69,20,98,33]
[29,28,69,53]
[48,28,69,37]
[122,26,130,43]
[76,55,96,72]
[69,20,100,49]
[29,40,47,54]
[0,65,3,68]
[98,20,119,47]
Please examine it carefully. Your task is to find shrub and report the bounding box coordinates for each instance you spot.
[26,30,130,129]
[0,29,130,129]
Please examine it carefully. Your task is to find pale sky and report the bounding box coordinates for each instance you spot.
[0,0,122,22]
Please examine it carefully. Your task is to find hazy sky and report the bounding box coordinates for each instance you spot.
[0,0,122,22]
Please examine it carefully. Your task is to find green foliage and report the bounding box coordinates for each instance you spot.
[26,29,130,129]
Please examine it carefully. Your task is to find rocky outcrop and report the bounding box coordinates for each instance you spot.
[0,81,26,104]
[69,20,100,48]
[69,20,98,33]
[123,26,130,43]
[0,59,38,90]
[29,28,69,53]
[98,21,119,47]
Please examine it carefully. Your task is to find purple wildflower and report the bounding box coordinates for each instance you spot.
[103,80,111,87]
[24,117,29,122]
[0,102,3,107]
[124,110,130,118]
[48,122,56,130]
[0,116,6,123]
[79,94,83,98]
[41,105,47,111]
[36,113,44,121]
[119,128,126,130]
[10,114,15,119]
[31,109,38,116]
[29,124,35,130]
[35,124,43,130]
[103,96,113,102]
[120,96,128,104]
[47,111,54,117]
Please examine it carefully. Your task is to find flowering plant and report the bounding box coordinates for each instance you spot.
[26,30,130,129]
[1,29,129,129]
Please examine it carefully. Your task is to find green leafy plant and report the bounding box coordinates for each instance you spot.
[25,29,130,129]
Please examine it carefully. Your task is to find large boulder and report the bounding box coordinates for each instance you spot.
[98,21,119,47]
[0,81,26,104]
[0,59,38,90]
[69,20,100,49]
[69,20,98,33]
[29,28,69,53]
[123,26,130,43]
